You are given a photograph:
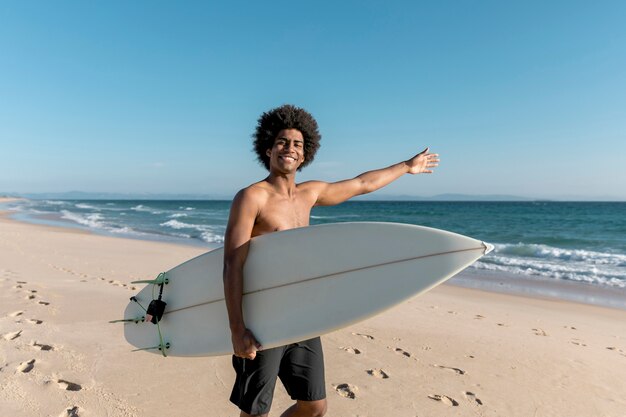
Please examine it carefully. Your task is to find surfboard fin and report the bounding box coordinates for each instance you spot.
[132,342,171,357]
[131,272,169,285]
[109,316,145,324]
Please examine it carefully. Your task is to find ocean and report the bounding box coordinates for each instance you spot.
[3,199,626,306]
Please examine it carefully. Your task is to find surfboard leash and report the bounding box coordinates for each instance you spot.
[110,272,170,357]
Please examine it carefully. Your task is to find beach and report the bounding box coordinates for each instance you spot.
[1,201,625,417]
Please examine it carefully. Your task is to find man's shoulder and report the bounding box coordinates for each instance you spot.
[235,182,270,203]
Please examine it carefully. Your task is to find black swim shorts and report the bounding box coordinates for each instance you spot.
[230,337,326,415]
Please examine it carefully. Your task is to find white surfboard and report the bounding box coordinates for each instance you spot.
[121,222,493,357]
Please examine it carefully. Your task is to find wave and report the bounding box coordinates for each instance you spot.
[44,200,70,206]
[61,210,106,229]
[494,243,626,267]
[474,242,626,288]
[160,219,224,244]
[131,204,162,215]
[60,210,139,236]
[75,203,100,210]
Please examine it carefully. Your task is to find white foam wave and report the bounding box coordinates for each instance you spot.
[160,220,224,243]
[474,243,626,288]
[75,203,100,210]
[494,243,626,266]
[131,204,162,214]
[60,210,140,236]
[44,200,69,206]
[160,220,189,229]
[169,213,189,219]
[61,210,106,229]
[201,231,224,244]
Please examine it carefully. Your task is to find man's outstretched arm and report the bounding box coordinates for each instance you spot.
[309,147,439,206]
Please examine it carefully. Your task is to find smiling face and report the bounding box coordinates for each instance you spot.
[266,129,306,173]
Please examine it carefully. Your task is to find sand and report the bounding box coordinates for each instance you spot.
[1,209,625,417]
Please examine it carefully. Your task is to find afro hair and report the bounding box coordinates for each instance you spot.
[253,104,321,171]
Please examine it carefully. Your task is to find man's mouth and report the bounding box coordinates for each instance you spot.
[279,155,297,162]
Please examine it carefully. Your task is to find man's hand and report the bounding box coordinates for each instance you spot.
[232,328,263,360]
[406,147,440,174]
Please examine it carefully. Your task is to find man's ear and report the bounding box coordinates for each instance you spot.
[266,149,272,158]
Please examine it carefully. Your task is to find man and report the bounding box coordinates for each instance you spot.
[223,104,439,417]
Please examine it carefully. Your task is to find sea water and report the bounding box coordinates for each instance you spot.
[3,199,626,305]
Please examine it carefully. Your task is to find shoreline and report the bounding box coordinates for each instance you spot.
[1,208,625,416]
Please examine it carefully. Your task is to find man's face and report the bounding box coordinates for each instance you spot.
[266,129,305,173]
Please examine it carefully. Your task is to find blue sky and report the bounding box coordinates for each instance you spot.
[1,1,625,200]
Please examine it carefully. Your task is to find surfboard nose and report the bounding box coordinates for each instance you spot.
[482,242,494,255]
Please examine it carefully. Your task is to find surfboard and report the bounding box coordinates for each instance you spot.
[119,222,493,357]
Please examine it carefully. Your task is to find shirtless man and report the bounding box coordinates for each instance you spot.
[223,104,439,417]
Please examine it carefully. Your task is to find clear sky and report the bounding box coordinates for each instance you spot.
[1,1,625,200]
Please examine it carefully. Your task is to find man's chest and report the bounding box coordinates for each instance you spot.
[253,198,313,234]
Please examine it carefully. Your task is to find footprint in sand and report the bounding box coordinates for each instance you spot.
[433,364,466,375]
[532,328,548,336]
[17,359,36,373]
[2,330,22,341]
[58,406,81,417]
[474,315,486,320]
[38,301,50,306]
[333,383,357,399]
[25,294,36,300]
[57,379,82,391]
[30,341,54,351]
[464,391,483,405]
[570,339,587,347]
[27,319,44,325]
[351,332,374,340]
[393,347,412,358]
[366,368,389,379]
[8,311,24,317]
[17,281,27,284]
[339,346,362,354]
[428,394,459,406]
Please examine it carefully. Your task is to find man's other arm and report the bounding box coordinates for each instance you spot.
[223,188,263,359]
